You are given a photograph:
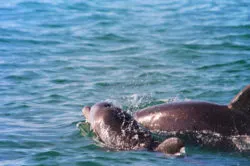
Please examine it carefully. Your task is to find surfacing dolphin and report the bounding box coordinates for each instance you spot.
[134,85,250,151]
[81,102,185,156]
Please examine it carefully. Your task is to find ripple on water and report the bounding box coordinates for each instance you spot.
[34,150,61,160]
[197,59,248,70]
[76,161,103,166]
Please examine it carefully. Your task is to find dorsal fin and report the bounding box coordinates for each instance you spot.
[228,84,250,115]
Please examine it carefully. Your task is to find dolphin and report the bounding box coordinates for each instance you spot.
[81,102,185,156]
[134,85,250,150]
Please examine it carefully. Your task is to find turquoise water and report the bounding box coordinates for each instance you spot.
[1,0,250,165]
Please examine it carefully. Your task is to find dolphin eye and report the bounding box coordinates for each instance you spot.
[104,103,112,107]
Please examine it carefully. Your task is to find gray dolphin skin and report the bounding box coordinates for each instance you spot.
[82,102,185,156]
[133,85,250,150]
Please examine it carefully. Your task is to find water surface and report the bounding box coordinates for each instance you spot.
[1,0,250,165]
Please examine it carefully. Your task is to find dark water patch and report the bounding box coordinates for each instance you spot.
[225,68,248,74]
[66,2,92,12]
[94,156,132,163]
[180,88,201,96]
[183,42,250,52]
[81,144,101,151]
[39,23,65,28]
[215,33,250,40]
[21,140,54,149]
[138,63,169,70]
[48,94,68,99]
[197,60,247,70]
[0,6,17,12]
[165,47,203,58]
[51,79,75,84]
[95,81,123,87]
[3,103,30,110]
[3,70,44,85]
[102,46,142,55]
[33,150,61,161]
[18,1,51,7]
[96,20,119,27]
[0,151,26,163]
[119,56,159,66]
[4,75,31,82]
[216,24,250,30]
[0,140,27,149]
[17,1,57,13]
[0,37,62,46]
[76,161,103,166]
[0,27,31,37]
[96,33,133,43]
[83,65,119,71]
[22,70,42,79]
[137,72,172,79]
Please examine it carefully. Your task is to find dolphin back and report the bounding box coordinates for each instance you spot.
[229,84,250,115]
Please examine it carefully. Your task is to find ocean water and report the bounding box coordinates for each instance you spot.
[1,0,250,165]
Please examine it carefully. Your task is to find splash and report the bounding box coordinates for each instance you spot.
[230,135,250,152]
[105,94,183,115]
[104,93,154,114]
[152,130,250,152]
[76,121,96,138]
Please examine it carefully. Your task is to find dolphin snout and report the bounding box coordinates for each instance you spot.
[82,106,91,122]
